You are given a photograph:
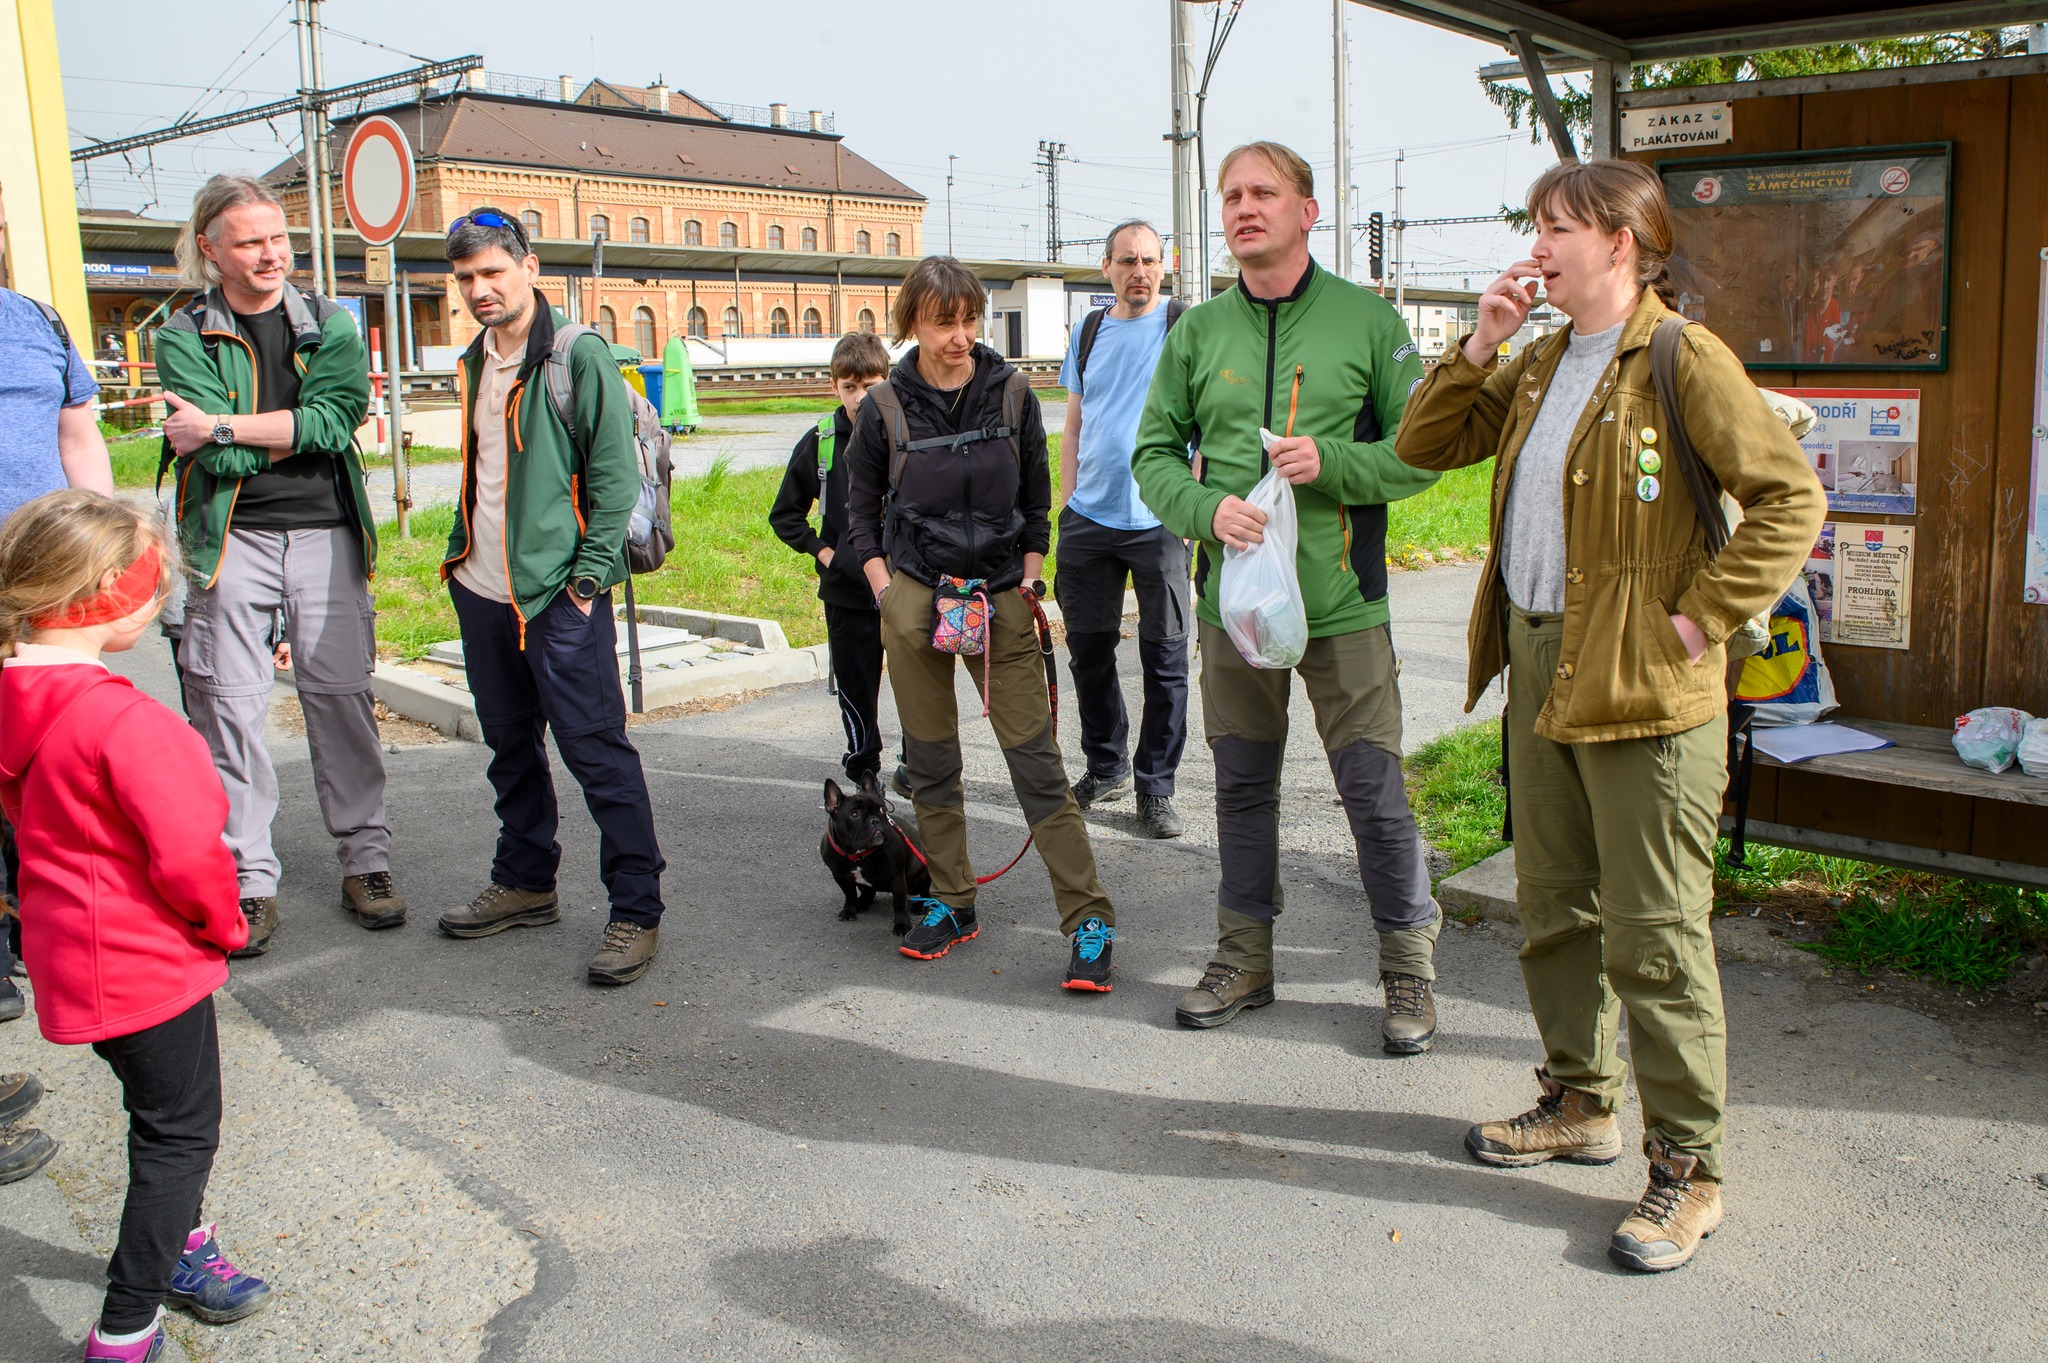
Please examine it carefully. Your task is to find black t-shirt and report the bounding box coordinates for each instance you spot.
[228,304,345,529]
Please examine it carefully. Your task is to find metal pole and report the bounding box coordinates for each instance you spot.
[384,277,409,536]
[946,154,957,256]
[293,2,323,291]
[1393,148,1406,318]
[1332,0,1350,281]
[398,267,414,369]
[308,0,338,297]
[1168,0,1202,303]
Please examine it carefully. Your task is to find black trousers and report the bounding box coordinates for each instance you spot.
[824,602,884,782]
[92,996,222,1334]
[1053,509,1192,797]
[450,579,667,927]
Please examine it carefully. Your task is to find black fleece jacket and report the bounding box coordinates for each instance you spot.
[766,405,874,610]
[844,343,1050,592]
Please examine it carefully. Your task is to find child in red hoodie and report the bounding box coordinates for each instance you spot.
[0,490,275,1362]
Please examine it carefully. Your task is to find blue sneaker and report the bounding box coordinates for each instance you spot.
[899,898,978,960]
[1062,917,1116,992]
[167,1222,272,1324]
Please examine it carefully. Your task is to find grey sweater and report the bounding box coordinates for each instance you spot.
[1501,320,1624,613]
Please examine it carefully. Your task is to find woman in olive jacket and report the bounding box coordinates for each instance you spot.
[1394,158,1824,1274]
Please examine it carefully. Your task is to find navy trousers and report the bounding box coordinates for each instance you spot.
[450,579,667,926]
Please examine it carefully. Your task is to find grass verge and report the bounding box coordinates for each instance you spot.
[112,440,465,490]
[1405,716,2048,991]
[1386,462,1490,566]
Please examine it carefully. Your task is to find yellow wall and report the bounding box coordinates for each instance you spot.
[0,0,88,339]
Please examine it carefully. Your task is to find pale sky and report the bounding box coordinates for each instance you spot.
[59,0,1560,287]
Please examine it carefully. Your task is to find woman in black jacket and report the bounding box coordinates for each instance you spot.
[845,256,1117,989]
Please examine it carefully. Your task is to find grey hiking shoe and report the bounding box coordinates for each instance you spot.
[588,921,659,985]
[231,897,277,958]
[1380,971,1437,1055]
[438,883,560,938]
[0,1124,56,1184]
[343,871,407,930]
[0,1072,44,1127]
[1071,769,1131,808]
[0,976,21,1023]
[1466,1067,1624,1168]
[1136,794,1185,839]
[1174,960,1276,1028]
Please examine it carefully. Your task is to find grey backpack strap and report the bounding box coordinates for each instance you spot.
[545,323,600,446]
[1001,368,1031,465]
[1648,317,1729,558]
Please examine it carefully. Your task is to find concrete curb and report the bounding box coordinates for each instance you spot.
[1438,845,1519,923]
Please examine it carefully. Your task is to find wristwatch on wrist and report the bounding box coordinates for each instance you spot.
[210,419,235,446]
[568,575,601,602]
[1026,578,1047,600]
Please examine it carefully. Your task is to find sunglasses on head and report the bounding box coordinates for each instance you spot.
[448,210,529,249]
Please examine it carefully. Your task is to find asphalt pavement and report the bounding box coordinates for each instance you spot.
[4,562,2046,1361]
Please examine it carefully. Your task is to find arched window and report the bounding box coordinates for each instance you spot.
[769,307,791,337]
[854,230,872,255]
[633,307,657,356]
[719,221,738,248]
[520,209,544,237]
[802,307,822,336]
[687,306,708,338]
[884,232,901,256]
[589,213,610,240]
[629,216,650,243]
[722,306,742,337]
[683,219,703,246]
[856,308,876,333]
[801,226,818,251]
[596,306,618,343]
[767,225,785,250]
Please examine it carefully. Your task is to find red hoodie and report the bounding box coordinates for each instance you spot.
[0,658,245,1044]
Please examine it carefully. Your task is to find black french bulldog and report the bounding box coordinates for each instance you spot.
[821,774,931,936]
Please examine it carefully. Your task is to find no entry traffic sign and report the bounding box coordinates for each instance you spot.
[342,116,416,246]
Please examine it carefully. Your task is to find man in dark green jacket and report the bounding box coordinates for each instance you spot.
[1132,142,1445,1053]
[431,207,667,987]
[155,174,397,955]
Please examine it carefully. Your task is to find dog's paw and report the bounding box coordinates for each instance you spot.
[837,906,862,922]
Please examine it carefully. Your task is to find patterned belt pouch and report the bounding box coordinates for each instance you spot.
[931,575,993,656]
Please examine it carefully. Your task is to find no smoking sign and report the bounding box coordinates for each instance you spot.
[1880,165,1912,195]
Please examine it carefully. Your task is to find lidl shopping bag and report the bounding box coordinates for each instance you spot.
[1733,576,1837,726]
[1218,432,1307,670]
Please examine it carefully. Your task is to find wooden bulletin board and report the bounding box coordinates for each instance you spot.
[1630,69,2048,868]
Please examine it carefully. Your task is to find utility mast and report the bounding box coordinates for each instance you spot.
[1167,1,1203,301]
[1037,140,1067,263]
[1332,0,1350,280]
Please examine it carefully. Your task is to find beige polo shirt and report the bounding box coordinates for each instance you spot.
[453,332,526,605]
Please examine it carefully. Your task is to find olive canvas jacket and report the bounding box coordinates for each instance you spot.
[154,285,374,586]
[1394,291,1825,744]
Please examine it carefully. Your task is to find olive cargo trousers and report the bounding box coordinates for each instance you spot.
[1506,609,1729,1178]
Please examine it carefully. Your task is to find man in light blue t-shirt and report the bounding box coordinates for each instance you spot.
[1056,219,1190,840]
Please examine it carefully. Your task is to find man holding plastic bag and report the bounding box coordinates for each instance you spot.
[1131,141,1447,1054]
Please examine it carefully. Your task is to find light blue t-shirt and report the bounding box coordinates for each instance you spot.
[1059,304,1170,530]
[0,288,98,526]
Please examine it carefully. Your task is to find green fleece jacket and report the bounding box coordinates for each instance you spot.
[1132,262,1437,638]
[154,286,374,586]
[441,305,637,623]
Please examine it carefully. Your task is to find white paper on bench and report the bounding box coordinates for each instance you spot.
[1749,722,1894,765]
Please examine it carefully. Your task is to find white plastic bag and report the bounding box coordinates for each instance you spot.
[1218,430,1307,670]
[1733,575,1837,726]
[1952,706,2033,774]
[2016,718,2048,778]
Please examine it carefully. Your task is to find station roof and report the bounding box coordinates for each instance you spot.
[1350,1,2048,66]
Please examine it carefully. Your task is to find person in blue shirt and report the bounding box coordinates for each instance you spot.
[1056,220,1190,840]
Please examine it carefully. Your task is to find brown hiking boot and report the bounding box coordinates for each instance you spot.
[1465,1067,1624,1167]
[1609,1142,1725,1272]
[231,896,278,958]
[1380,972,1437,1055]
[588,921,658,985]
[343,871,408,930]
[0,1073,44,1127]
[0,1124,57,1184]
[438,883,560,939]
[1175,960,1276,1028]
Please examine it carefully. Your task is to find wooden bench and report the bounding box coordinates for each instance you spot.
[1724,719,2048,891]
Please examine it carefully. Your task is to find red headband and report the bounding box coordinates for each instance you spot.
[30,545,164,631]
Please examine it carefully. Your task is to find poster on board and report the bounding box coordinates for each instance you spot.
[2024,252,2048,605]
[1830,524,1914,650]
[1805,525,1837,638]
[1659,146,1950,371]
[1781,389,1919,515]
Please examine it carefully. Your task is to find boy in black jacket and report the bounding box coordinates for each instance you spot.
[769,331,893,784]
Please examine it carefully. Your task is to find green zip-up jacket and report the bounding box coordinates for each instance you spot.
[154,285,374,586]
[441,304,637,623]
[1132,261,1437,638]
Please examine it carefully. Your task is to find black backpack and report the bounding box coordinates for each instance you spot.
[1072,297,1186,385]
